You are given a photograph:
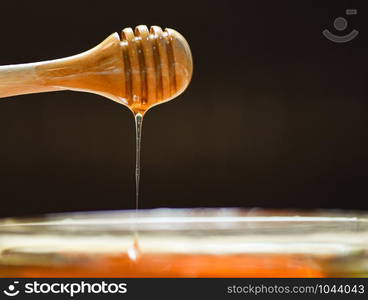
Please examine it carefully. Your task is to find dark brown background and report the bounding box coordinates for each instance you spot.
[0,0,366,217]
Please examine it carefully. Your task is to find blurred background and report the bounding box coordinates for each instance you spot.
[0,0,366,217]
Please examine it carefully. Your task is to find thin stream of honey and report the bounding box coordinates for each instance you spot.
[128,112,144,261]
[134,113,143,212]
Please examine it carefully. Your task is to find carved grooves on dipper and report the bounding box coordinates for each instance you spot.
[120,26,177,107]
[135,34,148,104]
[165,31,177,95]
[121,40,132,102]
[151,28,163,102]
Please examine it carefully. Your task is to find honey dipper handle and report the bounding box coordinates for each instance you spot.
[0,62,62,99]
[0,33,125,102]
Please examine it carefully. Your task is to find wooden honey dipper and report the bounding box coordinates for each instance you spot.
[0,25,193,115]
[0,25,193,212]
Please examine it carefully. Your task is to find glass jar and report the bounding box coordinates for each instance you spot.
[0,208,367,277]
